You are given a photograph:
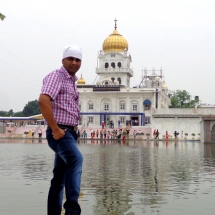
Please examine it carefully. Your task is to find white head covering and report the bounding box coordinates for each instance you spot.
[63,45,82,60]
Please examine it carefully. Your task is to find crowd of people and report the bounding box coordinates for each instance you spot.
[24,129,43,138]
[97,119,140,130]
[82,128,129,140]
[81,127,146,140]
[153,129,183,140]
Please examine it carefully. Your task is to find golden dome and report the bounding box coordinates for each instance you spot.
[102,20,128,52]
[77,74,86,84]
[162,81,168,89]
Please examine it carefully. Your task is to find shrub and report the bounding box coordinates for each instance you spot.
[191,133,195,136]
[185,133,188,136]
[7,130,11,133]
[24,131,29,135]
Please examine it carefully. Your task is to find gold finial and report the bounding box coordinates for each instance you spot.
[114,18,117,30]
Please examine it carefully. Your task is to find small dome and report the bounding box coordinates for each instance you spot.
[155,76,160,82]
[162,82,168,89]
[77,74,86,84]
[102,20,128,52]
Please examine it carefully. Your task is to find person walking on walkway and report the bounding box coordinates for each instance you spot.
[166,131,168,139]
[82,130,87,138]
[110,120,112,128]
[133,130,137,139]
[39,45,83,215]
[107,130,110,139]
[153,129,157,139]
[174,131,179,138]
[155,129,160,139]
[126,128,130,139]
[104,128,107,139]
[38,129,42,138]
[92,129,95,138]
[181,131,184,140]
[100,129,103,139]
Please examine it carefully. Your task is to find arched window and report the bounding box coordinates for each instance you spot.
[120,101,125,110]
[88,101,94,110]
[78,117,82,125]
[111,77,115,82]
[117,77,121,84]
[105,81,108,85]
[105,62,109,68]
[117,62,121,68]
[111,62,115,68]
[131,100,138,111]
[101,98,111,112]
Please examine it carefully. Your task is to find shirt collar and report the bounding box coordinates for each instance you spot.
[60,66,78,82]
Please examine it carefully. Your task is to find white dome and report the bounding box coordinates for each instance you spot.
[155,76,161,82]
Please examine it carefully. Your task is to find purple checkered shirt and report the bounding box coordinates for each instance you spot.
[40,66,80,126]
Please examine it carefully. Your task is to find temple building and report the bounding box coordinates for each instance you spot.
[1,20,215,141]
[77,20,170,128]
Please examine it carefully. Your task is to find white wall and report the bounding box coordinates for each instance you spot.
[152,117,201,139]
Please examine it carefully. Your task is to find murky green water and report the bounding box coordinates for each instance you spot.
[0,138,215,215]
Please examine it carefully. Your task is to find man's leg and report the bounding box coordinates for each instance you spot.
[61,131,83,215]
[48,154,66,215]
[47,129,83,215]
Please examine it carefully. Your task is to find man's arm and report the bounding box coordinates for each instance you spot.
[38,94,65,140]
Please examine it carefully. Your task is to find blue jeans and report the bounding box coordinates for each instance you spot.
[46,127,83,215]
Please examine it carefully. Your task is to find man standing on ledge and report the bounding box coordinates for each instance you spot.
[39,45,83,215]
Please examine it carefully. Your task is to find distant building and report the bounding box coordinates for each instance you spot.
[77,20,215,142]
[77,20,170,128]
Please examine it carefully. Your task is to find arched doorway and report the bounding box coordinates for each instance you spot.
[212,124,215,142]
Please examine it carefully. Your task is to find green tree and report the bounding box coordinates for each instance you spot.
[170,90,200,108]
[0,109,14,117]
[22,100,41,116]
[0,13,6,21]
[13,111,24,117]
[0,110,7,116]
[8,109,14,116]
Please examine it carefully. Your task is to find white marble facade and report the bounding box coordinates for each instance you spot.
[77,23,215,139]
[77,41,170,127]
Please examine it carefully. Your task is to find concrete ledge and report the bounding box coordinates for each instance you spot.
[0,136,201,142]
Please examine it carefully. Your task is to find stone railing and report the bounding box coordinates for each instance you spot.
[96,67,133,76]
[153,108,215,115]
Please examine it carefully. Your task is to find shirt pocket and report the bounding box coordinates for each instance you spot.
[69,89,79,101]
[60,85,74,98]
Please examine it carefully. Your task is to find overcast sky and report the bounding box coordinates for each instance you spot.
[1,0,215,112]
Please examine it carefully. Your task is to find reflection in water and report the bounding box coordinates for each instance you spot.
[79,140,213,214]
[1,140,215,215]
[204,143,215,159]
